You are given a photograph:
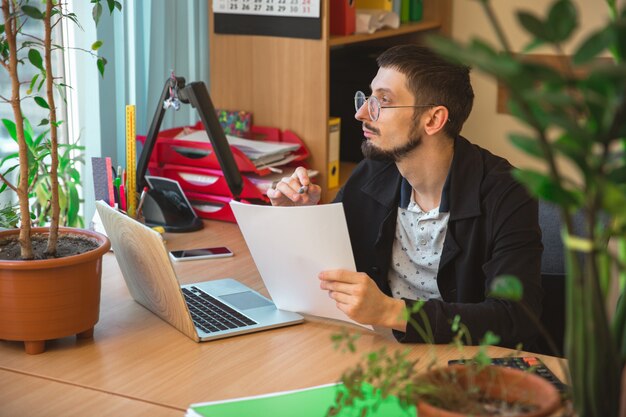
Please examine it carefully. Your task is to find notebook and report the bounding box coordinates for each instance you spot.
[95,201,303,342]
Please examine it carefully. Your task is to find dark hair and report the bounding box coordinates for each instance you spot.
[377,45,474,138]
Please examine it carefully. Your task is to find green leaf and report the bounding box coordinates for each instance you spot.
[489,275,524,301]
[67,182,80,227]
[97,57,107,77]
[21,5,44,20]
[601,182,626,218]
[0,164,19,181]
[521,38,544,54]
[512,168,580,207]
[38,119,49,127]
[92,2,103,25]
[91,40,103,51]
[480,330,502,347]
[27,73,40,95]
[0,152,19,169]
[1,119,17,141]
[573,26,615,65]
[34,96,49,109]
[22,117,34,145]
[34,130,48,147]
[546,0,578,43]
[66,12,81,27]
[0,24,5,35]
[608,166,626,184]
[509,133,544,159]
[552,133,588,170]
[28,49,44,71]
[106,0,116,13]
[114,1,122,12]
[517,11,550,42]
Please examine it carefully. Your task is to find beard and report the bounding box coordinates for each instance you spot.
[361,119,422,162]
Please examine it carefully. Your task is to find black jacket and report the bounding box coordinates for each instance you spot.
[334,136,543,348]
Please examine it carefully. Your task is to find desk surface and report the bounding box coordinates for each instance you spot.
[0,221,566,415]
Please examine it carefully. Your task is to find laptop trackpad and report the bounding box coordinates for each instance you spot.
[219,291,273,310]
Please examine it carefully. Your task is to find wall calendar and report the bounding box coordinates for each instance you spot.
[213,0,321,19]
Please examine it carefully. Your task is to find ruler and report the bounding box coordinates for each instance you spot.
[125,105,137,217]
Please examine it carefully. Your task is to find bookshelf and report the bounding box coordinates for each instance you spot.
[208,0,452,202]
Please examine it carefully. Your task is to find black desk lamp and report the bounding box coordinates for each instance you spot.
[136,76,244,232]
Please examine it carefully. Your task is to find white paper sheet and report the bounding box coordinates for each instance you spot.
[230,201,371,329]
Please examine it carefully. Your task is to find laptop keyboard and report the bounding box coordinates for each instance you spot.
[182,286,257,333]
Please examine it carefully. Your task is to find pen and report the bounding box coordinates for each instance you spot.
[113,176,121,207]
[136,186,149,217]
[119,183,127,212]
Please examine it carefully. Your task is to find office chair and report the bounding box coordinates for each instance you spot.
[535,201,589,356]
[535,201,567,356]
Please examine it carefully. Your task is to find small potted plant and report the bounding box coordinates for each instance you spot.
[0,0,120,354]
[328,326,561,417]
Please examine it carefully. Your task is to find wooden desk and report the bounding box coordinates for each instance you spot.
[0,221,566,415]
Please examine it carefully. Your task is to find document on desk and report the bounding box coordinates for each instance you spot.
[230,201,371,329]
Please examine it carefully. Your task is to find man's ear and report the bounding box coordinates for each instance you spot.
[423,106,449,136]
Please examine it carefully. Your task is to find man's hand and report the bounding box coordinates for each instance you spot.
[267,167,321,206]
[319,269,407,332]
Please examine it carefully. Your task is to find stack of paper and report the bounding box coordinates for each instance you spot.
[175,129,301,169]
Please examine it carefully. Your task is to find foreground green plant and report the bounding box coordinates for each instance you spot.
[327,320,506,417]
[429,1,626,416]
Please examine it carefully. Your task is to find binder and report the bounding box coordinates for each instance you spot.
[409,0,423,22]
[330,0,356,36]
[355,0,393,11]
[328,117,341,189]
[400,0,410,23]
[392,0,402,16]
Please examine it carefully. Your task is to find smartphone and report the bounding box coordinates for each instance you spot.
[169,247,233,262]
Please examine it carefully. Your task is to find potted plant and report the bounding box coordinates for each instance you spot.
[328,328,561,417]
[0,0,120,354]
[424,1,625,416]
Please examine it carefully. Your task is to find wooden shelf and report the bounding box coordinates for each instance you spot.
[209,0,451,201]
[329,20,442,48]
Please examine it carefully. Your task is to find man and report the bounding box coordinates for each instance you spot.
[267,45,543,348]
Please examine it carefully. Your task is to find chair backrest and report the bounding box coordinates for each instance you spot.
[536,201,589,356]
[536,201,566,356]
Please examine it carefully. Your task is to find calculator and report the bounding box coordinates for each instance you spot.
[448,356,568,394]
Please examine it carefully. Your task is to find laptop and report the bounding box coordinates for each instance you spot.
[96,201,303,342]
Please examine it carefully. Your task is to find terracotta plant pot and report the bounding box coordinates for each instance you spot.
[417,365,561,417]
[0,227,110,354]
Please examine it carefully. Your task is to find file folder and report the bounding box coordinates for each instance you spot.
[328,117,341,189]
[330,0,356,36]
[409,0,423,21]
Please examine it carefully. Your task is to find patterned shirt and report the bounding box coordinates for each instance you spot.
[388,178,450,301]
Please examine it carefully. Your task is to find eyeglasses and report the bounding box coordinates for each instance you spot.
[354,90,437,122]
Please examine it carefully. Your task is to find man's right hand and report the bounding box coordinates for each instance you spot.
[267,166,321,206]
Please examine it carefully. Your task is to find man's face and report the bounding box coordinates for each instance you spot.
[356,67,423,162]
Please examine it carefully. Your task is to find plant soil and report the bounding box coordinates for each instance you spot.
[0,234,100,260]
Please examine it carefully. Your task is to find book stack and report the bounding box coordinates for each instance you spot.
[139,121,315,222]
